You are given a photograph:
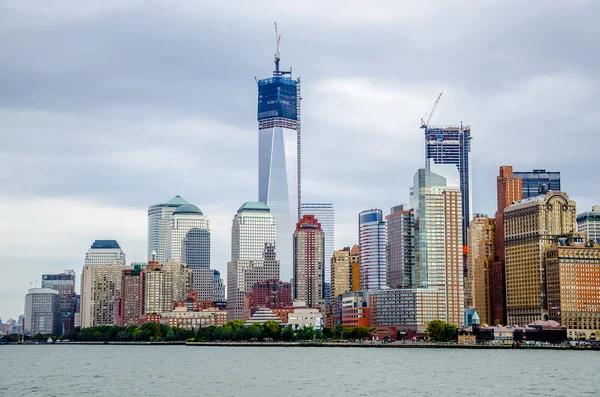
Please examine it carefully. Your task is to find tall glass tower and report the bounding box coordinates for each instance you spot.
[257,46,301,283]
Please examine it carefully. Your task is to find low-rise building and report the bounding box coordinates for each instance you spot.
[159,307,227,330]
[24,288,62,336]
[245,307,282,326]
[287,308,323,331]
[341,291,370,328]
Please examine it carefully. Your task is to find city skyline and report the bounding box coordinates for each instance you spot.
[2,1,600,319]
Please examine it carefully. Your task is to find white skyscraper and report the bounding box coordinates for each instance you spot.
[227,202,280,320]
[147,195,189,262]
[84,240,126,267]
[301,203,334,304]
[358,209,387,291]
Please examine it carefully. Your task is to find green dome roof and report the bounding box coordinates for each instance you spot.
[173,203,203,215]
[238,201,270,213]
[165,195,189,207]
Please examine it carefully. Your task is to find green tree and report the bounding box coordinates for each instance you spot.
[322,328,333,339]
[296,325,315,341]
[166,328,175,341]
[333,324,346,339]
[263,321,281,341]
[245,323,263,340]
[426,320,457,342]
[281,325,295,341]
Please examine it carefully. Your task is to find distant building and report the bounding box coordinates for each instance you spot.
[147,195,189,262]
[159,307,227,330]
[81,262,129,327]
[116,264,145,326]
[288,308,323,331]
[513,169,560,199]
[245,307,282,326]
[504,191,576,326]
[386,205,415,289]
[84,240,126,267]
[250,279,292,309]
[341,291,370,328]
[213,270,225,303]
[293,214,325,308]
[350,245,360,291]
[301,203,334,304]
[24,288,61,336]
[41,270,76,334]
[330,246,357,303]
[577,206,600,243]
[144,260,191,315]
[358,209,387,290]
[468,215,495,325]
[227,202,280,320]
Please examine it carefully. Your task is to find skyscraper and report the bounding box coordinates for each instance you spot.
[293,214,325,307]
[301,203,334,304]
[257,44,301,283]
[213,270,225,303]
[41,270,76,334]
[24,288,61,336]
[577,206,600,243]
[386,205,415,289]
[358,209,387,291]
[116,264,145,326]
[147,195,189,262]
[227,202,280,320]
[468,215,495,326]
[513,169,560,199]
[84,240,126,267]
[424,124,472,246]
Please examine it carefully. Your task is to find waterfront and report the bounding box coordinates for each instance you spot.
[1,346,597,396]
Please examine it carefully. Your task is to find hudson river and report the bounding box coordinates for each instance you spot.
[1,345,596,396]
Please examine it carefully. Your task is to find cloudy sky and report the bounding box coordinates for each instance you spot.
[1,1,599,320]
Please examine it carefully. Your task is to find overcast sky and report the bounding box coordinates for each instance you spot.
[1,1,599,320]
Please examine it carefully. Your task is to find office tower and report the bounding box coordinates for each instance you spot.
[84,240,126,267]
[350,245,360,290]
[424,124,472,245]
[504,191,576,326]
[545,234,600,340]
[386,205,415,289]
[213,270,225,303]
[410,169,464,327]
[116,264,145,326]
[147,195,189,262]
[492,165,522,325]
[513,169,560,199]
[293,214,325,307]
[227,202,280,320]
[24,288,61,335]
[144,260,191,314]
[257,45,301,283]
[330,247,352,302]
[468,215,495,326]
[358,209,387,291]
[250,279,292,309]
[41,270,76,334]
[577,206,600,242]
[81,262,129,327]
[301,203,334,304]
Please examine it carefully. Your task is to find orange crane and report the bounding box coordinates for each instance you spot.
[420,92,443,129]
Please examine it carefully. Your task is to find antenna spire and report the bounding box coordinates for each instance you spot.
[274,22,281,73]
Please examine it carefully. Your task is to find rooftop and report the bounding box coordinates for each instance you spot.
[173,203,203,215]
[165,195,189,207]
[90,240,121,249]
[238,201,270,213]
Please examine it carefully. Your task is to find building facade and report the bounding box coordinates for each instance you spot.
[116,265,145,326]
[504,191,576,326]
[386,205,415,289]
[84,240,126,267]
[250,279,292,309]
[147,195,189,262]
[301,203,334,304]
[81,262,129,327]
[159,307,227,330]
[288,308,323,331]
[257,53,301,283]
[468,215,495,325]
[341,291,370,328]
[227,202,280,320]
[330,247,355,302]
[41,270,76,334]
[358,209,387,291]
[24,288,62,336]
[513,169,560,199]
[213,270,226,303]
[577,206,600,243]
[293,214,325,308]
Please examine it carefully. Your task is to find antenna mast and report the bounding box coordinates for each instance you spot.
[274,22,281,73]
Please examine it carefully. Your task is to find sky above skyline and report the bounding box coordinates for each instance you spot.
[1,1,599,320]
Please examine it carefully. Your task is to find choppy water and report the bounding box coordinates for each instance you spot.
[0,345,597,396]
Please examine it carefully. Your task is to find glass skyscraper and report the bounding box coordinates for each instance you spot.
[41,270,76,334]
[147,195,189,262]
[358,209,387,291]
[257,55,301,283]
[513,169,560,199]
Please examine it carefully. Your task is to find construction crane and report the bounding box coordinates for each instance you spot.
[274,22,281,73]
[420,92,443,129]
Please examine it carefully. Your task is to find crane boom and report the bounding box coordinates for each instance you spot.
[420,92,443,129]
[274,22,281,72]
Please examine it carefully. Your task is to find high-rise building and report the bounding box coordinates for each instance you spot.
[84,240,126,267]
[468,215,495,326]
[147,195,189,262]
[250,279,292,309]
[41,270,76,334]
[144,260,191,315]
[24,288,61,336]
[257,47,301,283]
[213,270,225,303]
[358,209,387,291]
[577,206,600,243]
[545,234,600,340]
[293,214,325,307]
[386,205,415,289]
[410,169,464,327]
[330,247,353,302]
[227,202,280,320]
[116,264,145,326]
[350,245,360,291]
[424,124,472,246]
[81,262,129,327]
[513,169,560,199]
[492,165,522,325]
[300,203,334,304]
[504,191,576,326]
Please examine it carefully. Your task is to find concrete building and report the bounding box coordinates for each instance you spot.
[386,205,415,289]
[358,209,387,290]
[24,288,61,336]
[81,262,129,327]
[288,308,323,331]
[250,279,292,309]
[545,235,600,340]
[330,247,357,303]
[41,270,76,334]
[513,169,560,199]
[116,264,145,326]
[147,195,189,262]
[257,51,301,284]
[493,165,522,325]
[504,191,576,326]
[245,307,283,326]
[301,203,334,304]
[213,270,226,303]
[341,290,370,328]
[350,245,360,291]
[84,240,126,267]
[144,260,191,315]
[577,206,600,243]
[293,214,325,308]
[160,307,227,330]
[227,202,280,320]
[468,215,495,325]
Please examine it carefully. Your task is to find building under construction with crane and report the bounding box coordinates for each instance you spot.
[421,94,472,247]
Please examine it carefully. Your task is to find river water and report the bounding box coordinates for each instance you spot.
[0,345,596,396]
